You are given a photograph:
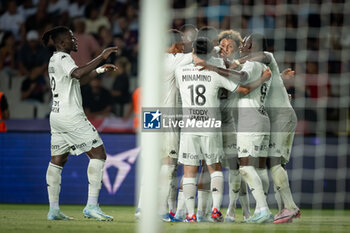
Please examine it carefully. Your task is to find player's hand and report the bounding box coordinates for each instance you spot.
[195,62,214,71]
[261,67,272,82]
[282,68,295,81]
[101,47,118,60]
[102,64,118,72]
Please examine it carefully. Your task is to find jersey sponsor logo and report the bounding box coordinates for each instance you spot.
[51,145,60,150]
[143,110,161,129]
[204,153,215,159]
[182,153,198,160]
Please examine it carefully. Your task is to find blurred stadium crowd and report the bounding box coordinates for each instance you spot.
[0,0,349,134]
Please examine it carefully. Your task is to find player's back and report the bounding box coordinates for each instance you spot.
[175,62,239,136]
[264,52,295,121]
[48,51,85,132]
[162,53,192,108]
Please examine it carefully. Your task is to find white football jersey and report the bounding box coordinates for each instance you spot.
[162,53,192,108]
[237,61,271,133]
[175,59,239,136]
[264,52,294,119]
[48,51,85,132]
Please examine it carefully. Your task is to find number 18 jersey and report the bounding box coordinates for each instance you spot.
[175,61,239,136]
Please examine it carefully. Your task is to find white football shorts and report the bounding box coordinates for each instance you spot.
[51,119,103,156]
[178,133,224,166]
[236,133,270,158]
[161,130,179,159]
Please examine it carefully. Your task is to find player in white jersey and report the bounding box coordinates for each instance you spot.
[175,37,246,223]
[236,34,274,223]
[158,29,193,221]
[42,26,117,221]
[237,34,300,223]
[196,30,272,222]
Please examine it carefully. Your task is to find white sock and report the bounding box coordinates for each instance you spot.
[183,177,197,216]
[159,164,175,215]
[87,159,105,206]
[197,190,210,216]
[239,180,251,218]
[270,165,298,210]
[210,171,224,211]
[46,162,62,210]
[175,189,186,218]
[168,169,178,213]
[274,185,284,212]
[256,168,269,195]
[239,166,268,211]
[227,169,241,217]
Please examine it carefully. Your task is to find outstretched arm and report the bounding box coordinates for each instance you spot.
[71,47,118,80]
[79,64,118,85]
[237,68,271,95]
[195,62,248,83]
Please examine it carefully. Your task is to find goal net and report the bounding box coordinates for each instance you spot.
[137,0,350,232]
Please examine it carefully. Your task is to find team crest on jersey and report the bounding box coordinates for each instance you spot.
[143,110,161,129]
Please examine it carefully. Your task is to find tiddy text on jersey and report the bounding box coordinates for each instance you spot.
[182,74,211,82]
[51,100,60,113]
[189,108,209,121]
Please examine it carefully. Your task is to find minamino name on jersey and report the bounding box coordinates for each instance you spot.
[182,74,211,82]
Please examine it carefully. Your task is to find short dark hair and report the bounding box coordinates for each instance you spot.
[168,29,183,47]
[250,33,268,51]
[198,26,218,43]
[42,26,70,46]
[193,37,213,60]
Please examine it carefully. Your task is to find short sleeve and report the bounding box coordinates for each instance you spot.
[60,54,78,78]
[216,73,239,93]
[176,53,192,67]
[240,61,256,85]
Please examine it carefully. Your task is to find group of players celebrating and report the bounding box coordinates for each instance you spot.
[141,25,301,224]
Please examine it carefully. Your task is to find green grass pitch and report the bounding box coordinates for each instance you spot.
[0,204,349,233]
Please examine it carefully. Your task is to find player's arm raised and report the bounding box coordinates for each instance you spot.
[195,62,248,83]
[71,47,118,83]
[237,67,271,95]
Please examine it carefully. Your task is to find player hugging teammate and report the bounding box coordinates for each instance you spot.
[149,25,300,224]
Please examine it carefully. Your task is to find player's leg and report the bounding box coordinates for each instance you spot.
[197,161,211,222]
[159,156,177,221]
[239,179,251,220]
[167,164,178,217]
[269,130,300,223]
[204,135,225,222]
[183,165,198,222]
[47,132,73,220]
[225,156,241,222]
[84,144,113,221]
[256,157,269,199]
[237,133,272,223]
[46,152,73,220]
[173,176,186,221]
[207,162,224,222]
[177,134,200,222]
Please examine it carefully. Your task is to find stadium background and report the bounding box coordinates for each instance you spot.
[0,0,349,217]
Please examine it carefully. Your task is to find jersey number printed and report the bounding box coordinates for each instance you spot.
[260,83,267,103]
[188,84,206,106]
[50,76,56,91]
